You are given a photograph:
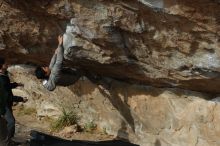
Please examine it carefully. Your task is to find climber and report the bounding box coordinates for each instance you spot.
[35,35,80,91]
[0,57,27,145]
[35,35,64,91]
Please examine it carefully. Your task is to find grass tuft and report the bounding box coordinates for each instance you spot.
[83,121,97,133]
[51,108,79,131]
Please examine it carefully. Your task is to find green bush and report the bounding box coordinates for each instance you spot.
[83,121,97,133]
[52,108,79,131]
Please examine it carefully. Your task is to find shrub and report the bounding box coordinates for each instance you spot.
[52,108,79,131]
[83,121,97,133]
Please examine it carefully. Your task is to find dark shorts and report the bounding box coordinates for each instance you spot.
[0,117,8,146]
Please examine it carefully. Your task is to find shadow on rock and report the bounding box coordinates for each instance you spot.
[57,68,82,87]
[116,121,129,141]
[155,139,161,146]
[30,130,139,146]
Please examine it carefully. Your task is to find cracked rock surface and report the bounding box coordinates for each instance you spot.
[0,0,219,93]
[8,65,220,146]
[0,1,220,146]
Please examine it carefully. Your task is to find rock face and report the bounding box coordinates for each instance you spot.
[0,0,219,93]
[8,66,220,146]
[1,1,220,146]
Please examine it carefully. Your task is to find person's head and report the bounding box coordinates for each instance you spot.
[0,57,8,72]
[0,57,5,69]
[35,66,50,79]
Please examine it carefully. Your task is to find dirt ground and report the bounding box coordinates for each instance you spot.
[13,105,114,145]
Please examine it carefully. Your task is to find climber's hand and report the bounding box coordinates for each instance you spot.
[58,35,63,46]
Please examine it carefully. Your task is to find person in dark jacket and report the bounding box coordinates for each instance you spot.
[0,57,9,146]
[0,57,27,142]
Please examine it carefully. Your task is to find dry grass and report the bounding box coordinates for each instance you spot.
[83,121,97,133]
[17,107,37,116]
[51,108,79,131]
